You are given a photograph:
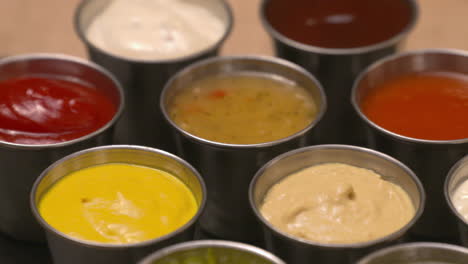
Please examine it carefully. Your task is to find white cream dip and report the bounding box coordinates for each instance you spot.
[452,179,468,222]
[85,0,227,60]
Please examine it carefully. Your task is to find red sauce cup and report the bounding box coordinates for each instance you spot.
[0,54,124,242]
[260,0,418,145]
[351,49,468,241]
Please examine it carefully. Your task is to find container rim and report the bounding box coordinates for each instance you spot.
[249,144,426,249]
[444,154,468,226]
[351,48,468,145]
[74,0,234,64]
[356,242,468,264]
[260,0,419,55]
[160,55,327,150]
[30,144,207,249]
[138,239,286,264]
[0,53,125,150]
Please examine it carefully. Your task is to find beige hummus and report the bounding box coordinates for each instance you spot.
[260,163,415,244]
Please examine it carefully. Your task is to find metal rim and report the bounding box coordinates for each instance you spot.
[30,144,207,249]
[74,0,234,64]
[356,242,468,264]
[0,53,125,150]
[351,48,468,145]
[249,144,426,249]
[160,55,327,150]
[260,0,419,55]
[444,154,468,226]
[138,240,286,264]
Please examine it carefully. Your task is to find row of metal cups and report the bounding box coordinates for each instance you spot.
[139,241,468,264]
[72,0,466,243]
[141,241,468,264]
[0,55,462,263]
[0,1,468,261]
[27,143,467,264]
[0,49,467,242]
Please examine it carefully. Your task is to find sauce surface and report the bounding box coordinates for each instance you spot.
[452,179,468,223]
[260,163,415,244]
[0,76,116,144]
[39,163,198,244]
[168,74,317,144]
[265,0,412,48]
[86,0,226,60]
[151,248,272,264]
[361,71,468,140]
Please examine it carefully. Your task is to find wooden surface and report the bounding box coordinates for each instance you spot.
[0,0,467,59]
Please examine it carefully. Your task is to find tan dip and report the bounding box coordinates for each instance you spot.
[260,163,415,244]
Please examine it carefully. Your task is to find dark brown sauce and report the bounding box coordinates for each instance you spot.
[265,0,413,48]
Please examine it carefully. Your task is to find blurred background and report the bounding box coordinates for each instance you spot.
[0,0,467,58]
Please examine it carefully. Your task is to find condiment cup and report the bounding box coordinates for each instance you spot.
[74,0,233,151]
[0,53,124,242]
[351,49,468,241]
[30,145,206,264]
[445,154,468,246]
[249,144,425,264]
[260,0,418,145]
[161,55,327,244]
[138,240,286,264]
[356,242,468,264]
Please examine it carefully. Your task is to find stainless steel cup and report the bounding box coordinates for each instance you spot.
[31,145,206,264]
[260,0,418,145]
[351,49,468,241]
[356,242,468,264]
[138,240,286,264]
[0,53,124,242]
[445,154,468,246]
[75,0,233,152]
[161,55,327,244]
[250,144,425,264]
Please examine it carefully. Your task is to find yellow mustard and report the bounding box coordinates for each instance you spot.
[39,163,198,244]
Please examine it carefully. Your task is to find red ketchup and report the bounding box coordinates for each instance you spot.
[0,76,117,144]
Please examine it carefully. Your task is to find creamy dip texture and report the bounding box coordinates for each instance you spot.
[260,163,415,244]
[452,179,468,223]
[39,163,198,244]
[86,0,227,60]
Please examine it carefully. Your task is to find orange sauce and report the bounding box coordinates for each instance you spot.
[361,71,468,140]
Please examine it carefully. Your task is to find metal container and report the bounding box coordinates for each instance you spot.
[351,49,468,241]
[0,53,124,242]
[357,242,468,264]
[138,240,286,264]
[161,55,326,244]
[250,144,425,264]
[260,0,418,145]
[445,154,468,246]
[74,0,233,152]
[31,145,206,264]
